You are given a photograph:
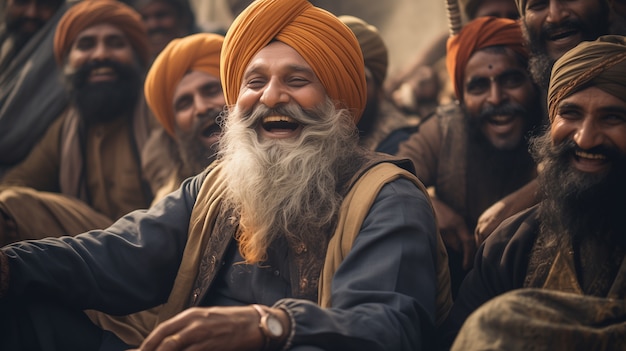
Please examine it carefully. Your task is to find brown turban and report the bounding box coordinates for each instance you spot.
[446,16,527,100]
[339,15,388,88]
[54,0,150,67]
[548,35,626,122]
[220,0,367,123]
[144,33,224,137]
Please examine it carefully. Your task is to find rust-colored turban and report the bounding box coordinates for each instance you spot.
[339,15,388,88]
[221,0,367,123]
[446,16,527,101]
[54,0,150,67]
[548,35,626,122]
[144,33,224,136]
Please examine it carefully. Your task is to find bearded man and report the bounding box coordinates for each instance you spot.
[515,0,626,90]
[142,32,225,203]
[0,0,69,174]
[0,0,155,245]
[397,16,543,297]
[0,0,451,350]
[439,35,626,351]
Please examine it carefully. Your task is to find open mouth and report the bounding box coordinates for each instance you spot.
[487,115,515,126]
[548,29,578,41]
[89,67,117,82]
[261,116,301,132]
[575,150,606,161]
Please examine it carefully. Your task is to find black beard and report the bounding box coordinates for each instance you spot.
[174,108,223,178]
[522,7,610,90]
[532,130,626,246]
[67,60,142,125]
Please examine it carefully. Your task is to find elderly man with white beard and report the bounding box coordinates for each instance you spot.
[0,0,451,350]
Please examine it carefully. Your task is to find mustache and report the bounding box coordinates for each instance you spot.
[241,103,320,127]
[540,19,582,41]
[6,17,46,33]
[68,59,137,88]
[478,102,527,121]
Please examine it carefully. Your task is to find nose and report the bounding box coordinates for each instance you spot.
[546,0,570,24]
[573,118,603,150]
[24,2,38,17]
[194,95,217,117]
[91,42,111,61]
[486,80,506,106]
[259,79,289,108]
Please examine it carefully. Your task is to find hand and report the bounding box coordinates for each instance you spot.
[474,179,540,246]
[431,199,475,270]
[129,305,264,351]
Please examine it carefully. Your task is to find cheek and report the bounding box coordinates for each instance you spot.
[463,95,482,117]
[175,112,194,133]
[550,119,570,144]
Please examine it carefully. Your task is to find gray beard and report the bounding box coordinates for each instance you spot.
[217,98,362,262]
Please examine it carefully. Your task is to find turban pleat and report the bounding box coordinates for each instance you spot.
[446,16,527,100]
[144,33,224,136]
[548,35,626,121]
[221,0,366,123]
[54,0,150,67]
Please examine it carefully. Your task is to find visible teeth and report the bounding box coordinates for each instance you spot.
[263,116,296,123]
[92,67,113,75]
[576,150,606,160]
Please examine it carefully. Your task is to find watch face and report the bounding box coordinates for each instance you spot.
[266,315,283,337]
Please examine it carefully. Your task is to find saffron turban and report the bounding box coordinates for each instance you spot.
[548,35,626,122]
[446,16,527,101]
[144,33,224,137]
[221,0,367,123]
[339,15,389,88]
[54,0,150,67]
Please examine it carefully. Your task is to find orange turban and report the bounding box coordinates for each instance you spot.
[54,0,150,67]
[548,35,626,122]
[446,16,527,101]
[144,33,224,136]
[220,0,367,123]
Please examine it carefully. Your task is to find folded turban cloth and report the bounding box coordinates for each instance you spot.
[221,0,367,123]
[548,35,626,122]
[144,33,224,137]
[339,15,388,88]
[54,0,150,67]
[446,16,527,101]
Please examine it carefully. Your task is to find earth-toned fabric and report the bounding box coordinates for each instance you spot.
[220,0,366,123]
[548,35,626,122]
[338,15,388,87]
[451,288,626,351]
[53,0,150,66]
[446,16,527,100]
[144,33,224,136]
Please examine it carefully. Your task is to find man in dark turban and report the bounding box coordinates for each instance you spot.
[515,0,626,90]
[0,0,155,245]
[439,35,626,351]
[339,15,420,155]
[0,0,452,350]
[398,16,543,298]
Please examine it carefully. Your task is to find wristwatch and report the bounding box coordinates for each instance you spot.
[252,304,285,351]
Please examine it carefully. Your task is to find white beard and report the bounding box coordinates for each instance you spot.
[217,98,361,263]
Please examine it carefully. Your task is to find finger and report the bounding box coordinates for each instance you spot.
[139,316,188,351]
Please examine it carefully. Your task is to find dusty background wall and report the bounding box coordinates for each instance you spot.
[190,0,450,79]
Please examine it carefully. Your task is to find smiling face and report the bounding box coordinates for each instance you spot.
[551,86,626,174]
[521,0,610,88]
[236,41,327,141]
[66,23,136,80]
[5,0,62,38]
[462,47,539,150]
[172,70,225,149]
